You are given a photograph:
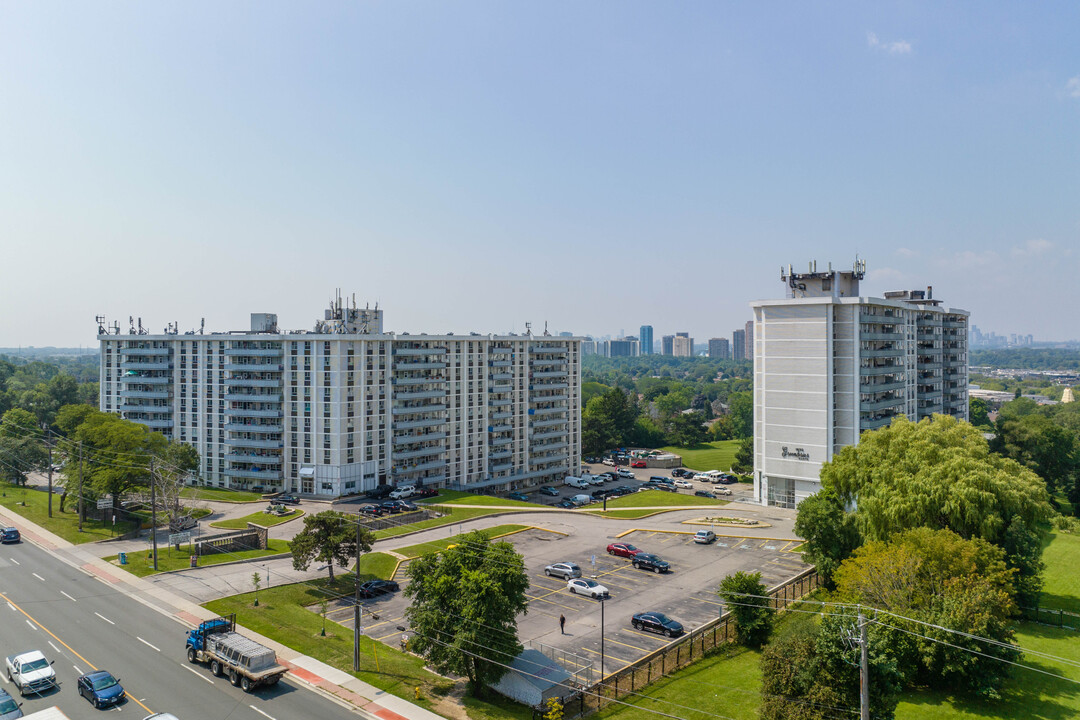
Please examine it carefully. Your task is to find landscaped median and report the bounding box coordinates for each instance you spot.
[104,539,291,577]
[370,491,546,540]
[209,508,304,529]
[583,489,730,519]
[180,486,265,503]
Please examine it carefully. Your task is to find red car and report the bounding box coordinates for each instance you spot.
[631,460,647,469]
[607,542,642,558]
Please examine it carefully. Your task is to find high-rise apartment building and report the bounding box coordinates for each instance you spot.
[672,335,693,357]
[751,260,969,508]
[608,338,640,357]
[661,335,675,355]
[639,325,654,355]
[745,320,754,362]
[98,296,582,498]
[732,329,746,360]
[708,338,730,359]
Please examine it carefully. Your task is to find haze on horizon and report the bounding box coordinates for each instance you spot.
[1,2,1077,347]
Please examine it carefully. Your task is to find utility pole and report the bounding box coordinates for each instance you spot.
[46,429,53,518]
[150,458,158,571]
[354,513,362,672]
[77,442,84,532]
[859,609,869,720]
[600,597,605,683]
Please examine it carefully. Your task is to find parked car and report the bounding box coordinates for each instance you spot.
[694,490,717,499]
[275,493,301,505]
[674,479,693,489]
[1,527,20,544]
[631,553,670,573]
[413,487,440,499]
[717,473,738,484]
[584,475,605,486]
[385,500,418,512]
[713,487,733,496]
[380,501,406,514]
[671,468,687,478]
[584,457,600,464]
[507,492,530,502]
[650,476,673,484]
[538,486,560,496]
[567,578,609,598]
[0,688,22,720]
[389,485,416,500]
[607,542,641,558]
[612,485,635,496]
[656,483,679,492]
[359,504,387,517]
[631,612,684,637]
[616,468,635,479]
[569,494,593,506]
[599,471,618,481]
[631,460,647,469]
[77,670,125,708]
[143,715,182,720]
[602,458,616,467]
[358,580,400,598]
[555,499,576,509]
[693,529,717,544]
[564,476,590,489]
[366,485,394,499]
[591,488,613,500]
[544,562,582,580]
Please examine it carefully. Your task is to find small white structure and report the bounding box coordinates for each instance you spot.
[24,707,73,719]
[490,649,572,707]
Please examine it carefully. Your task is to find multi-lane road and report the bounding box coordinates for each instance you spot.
[0,538,363,720]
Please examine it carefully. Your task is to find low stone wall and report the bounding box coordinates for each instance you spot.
[193,523,268,556]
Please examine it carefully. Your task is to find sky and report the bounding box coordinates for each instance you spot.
[1,2,1077,347]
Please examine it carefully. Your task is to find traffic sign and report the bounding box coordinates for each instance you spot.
[169,532,192,546]
[96,499,112,509]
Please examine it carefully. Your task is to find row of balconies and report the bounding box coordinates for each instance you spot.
[119,390,172,399]
[392,376,447,386]
[531,370,569,378]
[394,389,448,401]
[395,445,446,461]
[858,312,903,325]
[530,382,569,391]
[530,346,568,354]
[491,410,514,420]
[225,468,283,479]
[395,417,448,430]
[859,380,906,394]
[394,361,447,371]
[392,403,447,415]
[859,396,905,412]
[529,357,568,367]
[394,431,447,446]
[861,347,903,358]
[226,377,282,388]
[224,422,283,433]
[120,375,171,384]
[228,437,284,450]
[226,408,284,418]
[119,346,171,355]
[224,347,283,357]
[224,392,283,402]
[223,363,283,372]
[859,331,903,342]
[394,347,448,357]
[117,404,171,413]
[120,361,172,370]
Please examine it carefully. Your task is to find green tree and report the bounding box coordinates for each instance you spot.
[718,571,772,648]
[793,488,861,588]
[73,410,163,511]
[0,408,48,484]
[404,530,530,694]
[968,396,990,427]
[731,436,753,474]
[291,511,373,582]
[821,415,1052,606]
[991,412,1079,493]
[668,412,706,447]
[728,391,753,439]
[708,414,734,441]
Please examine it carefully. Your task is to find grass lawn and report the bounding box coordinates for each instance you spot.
[421,491,547,508]
[596,489,729,509]
[659,440,740,472]
[0,483,133,544]
[210,508,305,529]
[583,508,671,520]
[355,552,399,580]
[1039,530,1080,614]
[372,504,536,540]
[395,524,529,559]
[104,539,291,577]
[204,576,448,712]
[180,486,264,503]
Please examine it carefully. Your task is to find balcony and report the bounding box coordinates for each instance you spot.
[228,438,284,450]
[860,415,897,431]
[489,398,512,407]
[858,332,903,342]
[489,449,513,460]
[490,461,515,473]
[394,347,447,356]
[394,431,447,446]
[530,393,568,403]
[120,346,171,355]
[395,446,445,461]
[489,373,513,381]
[488,424,513,433]
[531,370,568,379]
[945,397,967,409]
[943,359,966,368]
[226,408,284,418]
[120,361,172,370]
[393,377,447,387]
[918,362,943,371]
[394,417,447,430]
[226,377,282,388]
[859,380,906,394]
[943,320,967,328]
[224,363,283,372]
[224,422,282,433]
[224,392,283,403]
[224,347,283,357]
[119,390,172,400]
[531,430,566,441]
[491,436,513,446]
[530,382,568,391]
[393,361,447,371]
[394,389,448,401]
[225,468,283,480]
[490,410,513,420]
[859,365,905,377]
[225,453,283,464]
[393,459,447,475]
[489,347,515,355]
[532,442,568,453]
[861,348,903,358]
[530,357,567,366]
[134,418,174,429]
[858,313,903,325]
[919,404,944,416]
[490,383,513,392]
[530,346,568,354]
[120,375,171,384]
[860,397,905,412]
[392,404,447,415]
[117,404,171,413]
[489,360,512,368]
[530,406,566,415]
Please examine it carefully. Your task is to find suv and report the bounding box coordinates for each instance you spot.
[616,468,635,479]
[507,492,529,502]
[413,487,440,499]
[544,562,582,580]
[602,458,616,467]
[631,460,647,468]
[1,527,20,544]
[359,504,386,517]
[632,553,671,573]
[366,485,394,499]
[671,468,687,478]
[539,486,560,496]
[693,529,717,544]
[390,485,416,500]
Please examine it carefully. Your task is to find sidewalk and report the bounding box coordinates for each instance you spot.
[0,504,445,720]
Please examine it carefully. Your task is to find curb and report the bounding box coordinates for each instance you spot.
[207,508,306,530]
[108,552,294,577]
[615,527,802,543]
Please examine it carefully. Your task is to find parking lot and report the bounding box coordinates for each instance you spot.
[332,510,807,678]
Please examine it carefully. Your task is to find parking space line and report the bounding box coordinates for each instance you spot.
[579,647,631,666]
[687,595,723,606]
[376,630,403,641]
[622,627,670,641]
[601,636,651,652]
[526,592,585,612]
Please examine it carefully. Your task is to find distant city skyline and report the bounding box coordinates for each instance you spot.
[2,4,1078,347]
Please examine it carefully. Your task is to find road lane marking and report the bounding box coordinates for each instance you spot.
[137,637,161,652]
[26,619,36,630]
[74,665,82,675]
[249,704,278,720]
[0,591,154,715]
[95,612,115,625]
[182,664,214,684]
[5,603,14,612]
[48,641,61,654]
[32,573,45,582]
[60,591,77,602]
[9,558,18,565]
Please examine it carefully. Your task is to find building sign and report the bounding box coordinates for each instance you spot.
[781,446,810,461]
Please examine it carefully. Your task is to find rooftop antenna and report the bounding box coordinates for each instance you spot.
[129,316,136,334]
[525,322,532,336]
[543,321,551,336]
[200,317,205,334]
[111,320,119,334]
[95,315,107,334]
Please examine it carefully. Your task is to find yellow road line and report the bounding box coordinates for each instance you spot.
[0,591,155,716]
[525,592,583,612]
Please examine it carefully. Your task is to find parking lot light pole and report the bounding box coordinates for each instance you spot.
[600,597,605,683]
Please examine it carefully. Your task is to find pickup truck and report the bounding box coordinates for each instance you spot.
[186,614,286,692]
[5,650,57,696]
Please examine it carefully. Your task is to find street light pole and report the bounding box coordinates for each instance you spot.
[600,597,605,683]
[45,427,53,518]
[150,458,158,571]
[354,512,362,672]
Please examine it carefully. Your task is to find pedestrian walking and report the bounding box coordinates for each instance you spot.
[560,614,566,634]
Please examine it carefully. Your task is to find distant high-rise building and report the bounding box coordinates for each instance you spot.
[672,336,693,357]
[608,338,639,357]
[752,260,968,509]
[639,325,654,355]
[708,338,730,359]
[732,329,746,360]
[661,335,675,355]
[676,332,689,338]
[559,331,573,338]
[745,320,754,362]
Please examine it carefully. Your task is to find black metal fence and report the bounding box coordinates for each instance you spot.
[1020,606,1080,629]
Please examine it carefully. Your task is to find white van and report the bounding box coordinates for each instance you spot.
[564,476,589,489]
[569,494,592,506]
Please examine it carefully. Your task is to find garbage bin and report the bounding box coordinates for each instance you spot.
[190,555,198,568]
[118,552,127,565]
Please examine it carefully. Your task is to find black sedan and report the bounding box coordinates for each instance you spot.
[275,493,301,505]
[631,612,684,637]
[631,553,671,573]
[694,490,717,499]
[77,670,125,708]
[358,579,400,598]
[359,504,386,517]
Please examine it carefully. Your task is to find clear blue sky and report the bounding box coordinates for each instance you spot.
[1,2,1077,346]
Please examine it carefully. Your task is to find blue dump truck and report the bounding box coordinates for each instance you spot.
[185,614,287,692]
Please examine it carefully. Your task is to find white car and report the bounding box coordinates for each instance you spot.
[616,468,635,479]
[389,485,415,500]
[674,479,694,489]
[567,578,610,598]
[713,486,733,496]
[693,473,713,482]
[5,650,57,696]
[584,475,605,486]
[602,458,616,467]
